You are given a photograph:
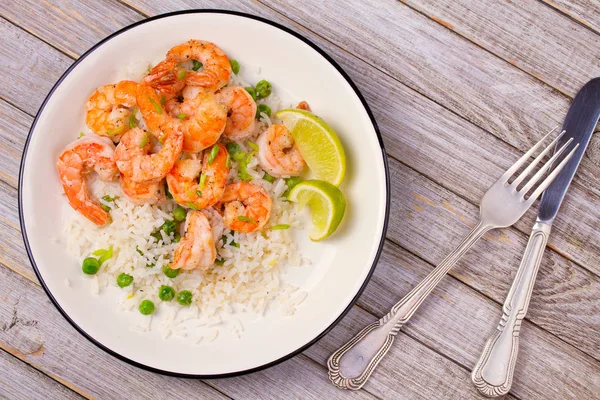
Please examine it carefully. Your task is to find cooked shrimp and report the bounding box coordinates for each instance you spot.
[166,87,227,153]
[114,127,183,183]
[166,143,229,209]
[216,182,272,232]
[256,124,305,177]
[120,174,166,205]
[86,81,138,138]
[296,101,311,111]
[217,86,257,141]
[167,40,231,92]
[56,135,118,226]
[172,211,216,270]
[143,58,187,95]
[137,84,226,153]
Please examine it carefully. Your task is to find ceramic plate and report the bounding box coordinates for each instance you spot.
[19,10,389,377]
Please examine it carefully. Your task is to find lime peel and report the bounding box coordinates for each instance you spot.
[288,180,346,241]
[276,109,346,186]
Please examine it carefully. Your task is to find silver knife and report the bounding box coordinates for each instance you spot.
[471,77,600,397]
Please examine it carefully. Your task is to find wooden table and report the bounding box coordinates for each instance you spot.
[1,1,599,398]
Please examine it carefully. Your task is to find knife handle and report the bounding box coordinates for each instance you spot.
[471,221,551,397]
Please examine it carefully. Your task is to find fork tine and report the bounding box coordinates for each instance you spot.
[511,130,566,188]
[499,126,559,183]
[519,137,574,196]
[525,143,579,205]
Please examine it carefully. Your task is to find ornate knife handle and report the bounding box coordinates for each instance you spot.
[328,222,490,390]
[472,221,551,397]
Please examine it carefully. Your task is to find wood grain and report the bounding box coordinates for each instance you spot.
[355,241,600,399]
[0,349,83,400]
[2,0,142,59]
[0,101,26,187]
[0,0,597,360]
[0,18,72,116]
[402,0,600,98]
[541,0,600,34]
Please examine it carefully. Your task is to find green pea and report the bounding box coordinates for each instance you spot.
[117,273,133,288]
[158,285,175,301]
[263,173,276,183]
[230,59,240,74]
[155,220,177,238]
[177,290,193,306]
[255,80,272,99]
[138,300,155,315]
[163,265,180,279]
[226,142,241,156]
[192,59,203,71]
[256,104,272,119]
[82,257,100,275]
[245,87,257,101]
[173,206,187,222]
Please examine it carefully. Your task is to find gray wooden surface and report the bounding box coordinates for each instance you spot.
[0,1,599,398]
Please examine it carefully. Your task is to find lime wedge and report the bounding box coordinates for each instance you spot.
[288,180,346,241]
[276,109,346,186]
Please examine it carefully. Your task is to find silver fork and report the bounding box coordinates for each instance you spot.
[327,129,578,390]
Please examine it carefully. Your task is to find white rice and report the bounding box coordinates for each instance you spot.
[65,66,308,339]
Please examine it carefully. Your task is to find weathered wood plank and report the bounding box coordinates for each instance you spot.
[541,0,600,34]
[0,264,231,400]
[0,0,598,360]
[385,157,600,360]
[4,0,599,275]
[354,241,600,399]
[402,0,600,98]
[0,100,26,187]
[2,0,142,59]
[0,349,83,400]
[0,18,72,116]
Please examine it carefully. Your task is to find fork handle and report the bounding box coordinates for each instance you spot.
[328,221,491,390]
[472,221,551,397]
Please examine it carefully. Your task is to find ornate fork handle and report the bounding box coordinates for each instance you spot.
[472,221,551,397]
[328,221,491,390]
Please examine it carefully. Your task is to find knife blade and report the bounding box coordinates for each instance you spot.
[471,77,600,398]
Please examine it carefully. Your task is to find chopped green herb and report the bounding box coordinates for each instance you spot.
[106,125,125,136]
[102,195,115,203]
[230,59,240,74]
[92,246,113,265]
[139,132,149,148]
[173,233,181,243]
[78,132,84,139]
[128,107,138,128]
[248,141,259,152]
[214,258,225,266]
[263,173,276,183]
[100,204,111,212]
[199,173,207,189]
[208,145,219,164]
[271,224,291,230]
[165,183,173,199]
[192,59,202,71]
[160,95,166,106]
[177,69,187,80]
[237,215,257,224]
[176,113,187,120]
[136,246,144,256]
[196,190,202,197]
[148,97,163,114]
[226,142,241,157]
[185,202,200,210]
[225,153,231,169]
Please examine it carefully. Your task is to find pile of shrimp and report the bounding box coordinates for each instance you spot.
[57,39,308,272]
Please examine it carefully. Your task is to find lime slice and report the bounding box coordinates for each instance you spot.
[288,180,346,241]
[276,109,346,186]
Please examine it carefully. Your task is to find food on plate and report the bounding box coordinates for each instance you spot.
[57,39,348,337]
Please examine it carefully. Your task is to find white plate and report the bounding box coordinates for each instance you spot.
[19,10,389,377]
